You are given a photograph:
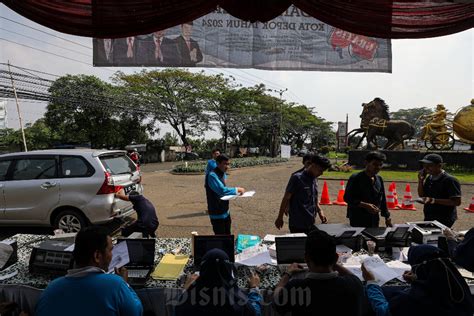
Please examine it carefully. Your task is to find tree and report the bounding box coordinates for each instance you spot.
[162,132,179,147]
[206,76,261,151]
[113,69,213,147]
[45,75,119,148]
[0,119,60,151]
[44,75,151,148]
[281,103,320,148]
[309,119,335,149]
[391,107,433,137]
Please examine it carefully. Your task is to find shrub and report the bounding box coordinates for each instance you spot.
[320,146,330,155]
[173,157,289,173]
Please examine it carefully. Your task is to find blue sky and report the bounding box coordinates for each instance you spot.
[1,4,472,138]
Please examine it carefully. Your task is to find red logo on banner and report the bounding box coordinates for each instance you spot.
[329,28,378,60]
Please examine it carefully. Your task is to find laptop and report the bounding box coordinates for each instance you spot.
[193,235,235,269]
[275,237,308,272]
[117,239,155,288]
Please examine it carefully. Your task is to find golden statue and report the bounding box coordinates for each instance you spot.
[453,99,474,144]
[420,104,448,140]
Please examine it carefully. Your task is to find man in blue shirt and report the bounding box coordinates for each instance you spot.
[275,154,331,234]
[35,226,143,316]
[205,154,245,235]
[205,148,221,176]
[204,149,222,215]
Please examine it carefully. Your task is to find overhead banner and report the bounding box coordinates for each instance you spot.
[93,6,391,72]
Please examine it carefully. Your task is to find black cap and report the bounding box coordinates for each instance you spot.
[419,153,443,164]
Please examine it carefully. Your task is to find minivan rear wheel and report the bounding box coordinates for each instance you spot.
[54,210,88,233]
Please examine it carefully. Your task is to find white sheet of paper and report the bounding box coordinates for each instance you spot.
[241,190,255,197]
[236,250,273,266]
[458,267,474,279]
[221,195,238,201]
[362,255,399,286]
[391,247,409,261]
[64,244,75,252]
[221,190,256,200]
[336,244,353,254]
[263,233,307,242]
[0,270,18,280]
[108,241,130,273]
[345,266,364,281]
[342,255,364,281]
[236,245,273,266]
[386,260,411,282]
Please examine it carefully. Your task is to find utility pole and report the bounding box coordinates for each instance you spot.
[276,88,287,157]
[8,61,28,152]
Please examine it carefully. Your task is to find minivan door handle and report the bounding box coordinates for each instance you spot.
[40,182,57,189]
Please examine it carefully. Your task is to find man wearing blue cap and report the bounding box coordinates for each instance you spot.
[417,153,461,227]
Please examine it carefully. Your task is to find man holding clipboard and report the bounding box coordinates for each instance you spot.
[205,154,245,235]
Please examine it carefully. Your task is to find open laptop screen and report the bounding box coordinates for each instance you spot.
[118,239,155,267]
[193,235,235,267]
[275,237,307,264]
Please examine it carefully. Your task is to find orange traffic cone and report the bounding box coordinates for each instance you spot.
[391,182,401,208]
[464,196,474,212]
[386,184,397,210]
[333,180,347,206]
[319,181,333,205]
[400,184,416,210]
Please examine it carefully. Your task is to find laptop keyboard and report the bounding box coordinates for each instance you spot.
[128,269,149,278]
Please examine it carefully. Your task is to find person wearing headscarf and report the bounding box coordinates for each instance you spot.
[362,244,473,316]
[175,249,262,316]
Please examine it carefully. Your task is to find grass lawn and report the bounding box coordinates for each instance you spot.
[327,151,348,159]
[323,170,474,183]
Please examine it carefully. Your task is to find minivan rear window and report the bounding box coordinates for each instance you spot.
[99,154,137,175]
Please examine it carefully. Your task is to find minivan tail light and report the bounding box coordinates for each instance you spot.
[97,172,123,195]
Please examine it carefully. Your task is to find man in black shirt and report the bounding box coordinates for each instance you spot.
[273,229,369,316]
[115,190,159,237]
[344,151,392,227]
[417,153,461,227]
[275,155,331,234]
[292,153,313,175]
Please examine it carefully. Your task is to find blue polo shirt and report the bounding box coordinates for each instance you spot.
[286,170,318,231]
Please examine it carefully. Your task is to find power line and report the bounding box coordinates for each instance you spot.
[0,38,90,65]
[236,69,287,90]
[0,16,92,50]
[1,17,300,100]
[3,63,61,78]
[0,27,91,57]
[0,15,305,103]
[0,38,115,73]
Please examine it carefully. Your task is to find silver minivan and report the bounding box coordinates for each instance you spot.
[0,149,143,232]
